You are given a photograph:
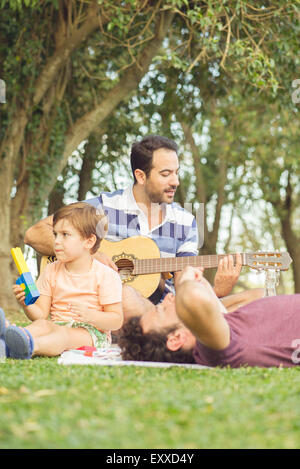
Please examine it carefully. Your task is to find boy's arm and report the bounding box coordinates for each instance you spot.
[69,302,123,331]
[100,303,124,330]
[25,295,52,321]
[13,284,51,321]
[24,215,55,255]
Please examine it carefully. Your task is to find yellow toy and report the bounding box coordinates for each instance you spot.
[11,247,39,305]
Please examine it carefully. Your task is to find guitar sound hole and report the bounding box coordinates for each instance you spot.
[115,259,134,280]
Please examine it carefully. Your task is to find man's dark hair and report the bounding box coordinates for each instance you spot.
[118,316,196,364]
[130,135,178,183]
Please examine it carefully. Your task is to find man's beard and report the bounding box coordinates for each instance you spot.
[146,186,176,204]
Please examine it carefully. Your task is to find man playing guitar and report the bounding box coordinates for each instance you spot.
[25,135,241,302]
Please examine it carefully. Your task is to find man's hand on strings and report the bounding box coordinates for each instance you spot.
[213,254,242,298]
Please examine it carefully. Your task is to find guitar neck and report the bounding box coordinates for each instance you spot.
[134,253,247,275]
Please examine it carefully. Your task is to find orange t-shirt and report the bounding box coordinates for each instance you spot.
[37,259,122,324]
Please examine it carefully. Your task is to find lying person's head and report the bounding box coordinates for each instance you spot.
[118,292,197,364]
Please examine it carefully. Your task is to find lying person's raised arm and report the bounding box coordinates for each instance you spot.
[175,267,230,351]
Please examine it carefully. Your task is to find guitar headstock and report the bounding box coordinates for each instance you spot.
[246,252,292,271]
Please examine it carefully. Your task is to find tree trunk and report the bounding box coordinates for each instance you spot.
[0,167,17,311]
[48,182,65,215]
[0,154,22,312]
[272,174,300,293]
[0,106,31,311]
[280,218,300,293]
[77,133,106,201]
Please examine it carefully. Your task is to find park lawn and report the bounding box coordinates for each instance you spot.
[0,358,300,449]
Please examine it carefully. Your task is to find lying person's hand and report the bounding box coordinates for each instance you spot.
[178,266,205,285]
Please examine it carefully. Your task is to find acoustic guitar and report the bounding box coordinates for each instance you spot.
[41,236,292,299]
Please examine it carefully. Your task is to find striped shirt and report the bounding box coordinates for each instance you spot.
[85,186,198,296]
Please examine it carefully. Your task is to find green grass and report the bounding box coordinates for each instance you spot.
[0,359,300,449]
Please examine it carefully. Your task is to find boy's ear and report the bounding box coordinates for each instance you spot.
[84,234,97,251]
[166,328,187,352]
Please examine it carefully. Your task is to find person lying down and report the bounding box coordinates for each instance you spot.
[118,267,300,368]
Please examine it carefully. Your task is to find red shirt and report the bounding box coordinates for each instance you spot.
[193,295,300,368]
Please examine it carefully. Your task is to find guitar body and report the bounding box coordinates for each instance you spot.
[99,236,164,299]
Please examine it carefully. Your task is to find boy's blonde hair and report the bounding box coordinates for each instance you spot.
[53,202,108,254]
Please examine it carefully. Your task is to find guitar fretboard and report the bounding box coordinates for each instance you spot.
[133,253,246,275]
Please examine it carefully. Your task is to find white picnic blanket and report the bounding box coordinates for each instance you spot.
[58,345,209,369]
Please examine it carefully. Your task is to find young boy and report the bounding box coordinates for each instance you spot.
[3,202,123,359]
